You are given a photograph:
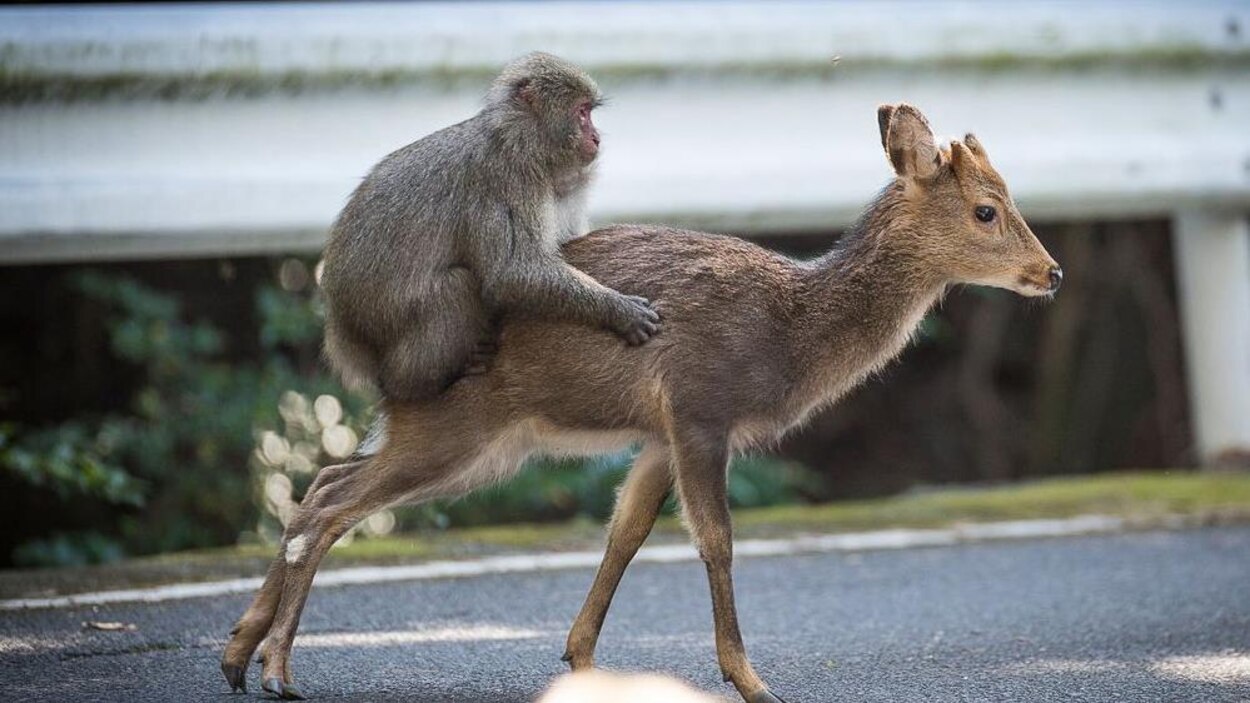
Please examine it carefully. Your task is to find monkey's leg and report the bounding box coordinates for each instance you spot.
[563,443,672,670]
[220,461,364,692]
[463,338,498,377]
[381,267,492,401]
[671,425,785,703]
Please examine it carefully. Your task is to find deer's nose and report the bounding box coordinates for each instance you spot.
[1048,266,1064,292]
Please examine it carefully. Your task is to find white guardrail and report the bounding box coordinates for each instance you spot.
[1,1,1247,256]
[0,1,1247,461]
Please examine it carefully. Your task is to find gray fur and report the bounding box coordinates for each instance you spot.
[320,52,659,402]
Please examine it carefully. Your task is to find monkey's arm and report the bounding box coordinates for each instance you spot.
[473,208,659,345]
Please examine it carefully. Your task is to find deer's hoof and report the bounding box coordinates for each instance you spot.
[559,649,594,672]
[748,690,789,703]
[220,662,247,693]
[262,677,307,700]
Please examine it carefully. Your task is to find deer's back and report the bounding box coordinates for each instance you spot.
[478,225,806,432]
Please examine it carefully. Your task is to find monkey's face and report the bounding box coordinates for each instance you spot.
[574,100,601,163]
[499,53,604,169]
[524,92,601,167]
[541,96,600,166]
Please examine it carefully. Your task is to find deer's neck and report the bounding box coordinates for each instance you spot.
[791,184,946,408]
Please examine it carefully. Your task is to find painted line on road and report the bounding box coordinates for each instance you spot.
[0,514,1128,611]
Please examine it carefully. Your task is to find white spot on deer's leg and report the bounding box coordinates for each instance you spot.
[285,535,307,564]
[357,413,388,457]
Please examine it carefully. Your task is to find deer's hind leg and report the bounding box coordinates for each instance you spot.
[221,459,365,692]
[563,442,672,670]
[255,414,526,700]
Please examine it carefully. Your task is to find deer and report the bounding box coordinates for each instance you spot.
[221,103,1062,702]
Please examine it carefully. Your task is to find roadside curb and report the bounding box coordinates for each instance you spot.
[0,513,1161,611]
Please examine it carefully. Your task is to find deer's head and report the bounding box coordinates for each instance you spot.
[877,103,1062,297]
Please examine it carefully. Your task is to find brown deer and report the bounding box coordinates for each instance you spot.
[222,104,1061,702]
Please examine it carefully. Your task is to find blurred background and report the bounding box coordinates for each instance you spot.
[1,1,1247,569]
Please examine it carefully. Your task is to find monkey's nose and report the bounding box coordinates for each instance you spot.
[1048,266,1064,292]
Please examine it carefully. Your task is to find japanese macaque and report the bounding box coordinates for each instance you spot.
[320,52,659,402]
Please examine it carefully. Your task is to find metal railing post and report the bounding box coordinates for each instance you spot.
[1172,210,1250,465]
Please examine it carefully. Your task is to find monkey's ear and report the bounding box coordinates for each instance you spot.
[882,104,941,181]
[513,78,538,110]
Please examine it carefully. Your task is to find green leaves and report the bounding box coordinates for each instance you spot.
[257,286,323,350]
[74,271,223,368]
[10,263,823,566]
[0,423,144,507]
[6,264,363,566]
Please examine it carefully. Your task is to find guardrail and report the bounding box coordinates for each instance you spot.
[0,1,1246,461]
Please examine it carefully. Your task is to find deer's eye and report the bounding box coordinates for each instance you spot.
[974,205,996,223]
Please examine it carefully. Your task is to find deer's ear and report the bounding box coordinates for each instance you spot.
[884,104,940,180]
[876,104,896,155]
[963,132,985,157]
[950,140,978,179]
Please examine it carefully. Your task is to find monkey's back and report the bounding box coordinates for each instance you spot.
[322,118,487,310]
[319,116,499,389]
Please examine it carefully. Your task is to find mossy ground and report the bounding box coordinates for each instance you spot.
[3,470,1248,600]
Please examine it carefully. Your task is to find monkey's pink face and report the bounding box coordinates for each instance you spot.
[576,101,600,162]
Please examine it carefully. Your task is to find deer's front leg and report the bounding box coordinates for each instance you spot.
[671,426,786,703]
[564,442,673,670]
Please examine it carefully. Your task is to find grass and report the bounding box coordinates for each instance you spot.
[729,470,1250,535]
[3,470,1248,599]
[173,519,612,565]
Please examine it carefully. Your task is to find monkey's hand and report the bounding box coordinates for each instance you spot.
[609,294,661,346]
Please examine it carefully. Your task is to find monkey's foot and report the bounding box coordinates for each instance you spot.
[463,341,498,376]
[747,690,789,703]
[262,677,307,700]
[221,662,247,693]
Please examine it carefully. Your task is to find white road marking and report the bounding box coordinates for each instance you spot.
[291,625,546,648]
[0,515,1126,611]
[1151,653,1250,684]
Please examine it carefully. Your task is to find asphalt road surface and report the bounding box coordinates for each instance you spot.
[2,526,1249,702]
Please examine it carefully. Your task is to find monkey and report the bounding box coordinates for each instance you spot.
[319,52,660,402]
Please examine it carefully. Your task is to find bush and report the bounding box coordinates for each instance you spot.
[3,265,820,566]
[1,267,370,566]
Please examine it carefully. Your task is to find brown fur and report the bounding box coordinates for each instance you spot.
[223,104,1060,702]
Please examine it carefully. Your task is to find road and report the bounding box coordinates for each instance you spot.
[2,526,1249,702]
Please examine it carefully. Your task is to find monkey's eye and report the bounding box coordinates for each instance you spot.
[974,205,996,223]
